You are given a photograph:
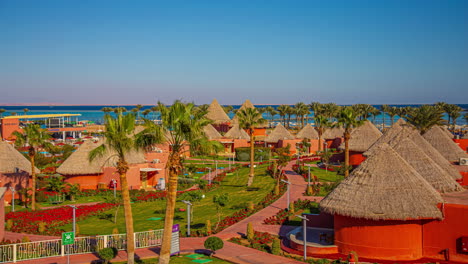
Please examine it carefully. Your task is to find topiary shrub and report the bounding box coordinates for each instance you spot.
[38,222,46,233]
[246,222,254,241]
[98,247,117,264]
[6,219,13,231]
[204,237,224,256]
[206,220,212,235]
[22,236,30,243]
[271,238,281,255]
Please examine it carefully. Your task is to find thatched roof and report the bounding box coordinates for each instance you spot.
[266,123,295,143]
[203,124,222,140]
[365,119,410,155]
[224,124,250,140]
[441,126,454,139]
[366,126,462,180]
[296,124,319,140]
[423,126,468,162]
[320,143,443,221]
[231,100,267,127]
[387,133,463,193]
[339,121,382,152]
[57,140,146,175]
[0,141,38,174]
[0,187,6,200]
[322,127,344,139]
[205,99,231,124]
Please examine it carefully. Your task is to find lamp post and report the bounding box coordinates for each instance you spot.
[111,179,117,198]
[9,187,15,212]
[207,167,212,185]
[308,165,311,185]
[215,159,218,176]
[182,200,192,236]
[68,205,77,234]
[281,179,291,210]
[296,215,309,261]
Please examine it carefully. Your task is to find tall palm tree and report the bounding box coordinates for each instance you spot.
[380,104,389,128]
[23,108,29,115]
[285,105,294,128]
[236,108,266,186]
[387,106,399,126]
[333,108,364,177]
[277,105,289,127]
[150,106,159,120]
[295,102,309,128]
[370,107,380,124]
[142,109,151,119]
[13,124,52,210]
[114,107,127,114]
[89,113,141,264]
[322,103,340,120]
[101,107,113,113]
[222,105,234,115]
[0,108,6,118]
[406,105,444,135]
[265,106,278,128]
[136,101,210,264]
[309,102,323,117]
[445,104,462,130]
[314,115,331,152]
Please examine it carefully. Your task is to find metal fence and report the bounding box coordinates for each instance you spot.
[0,229,164,263]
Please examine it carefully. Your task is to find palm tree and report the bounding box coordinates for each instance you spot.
[445,104,462,130]
[113,107,127,114]
[13,124,52,210]
[285,105,294,128]
[333,108,364,177]
[295,102,309,128]
[142,109,151,119]
[322,103,340,120]
[309,102,323,117]
[136,101,210,264]
[222,105,234,115]
[23,108,29,115]
[387,106,399,126]
[370,107,381,124]
[0,108,6,118]
[89,113,141,264]
[406,105,444,135]
[265,106,278,128]
[236,108,266,186]
[150,106,159,120]
[10,112,17,116]
[380,104,389,129]
[101,107,113,113]
[277,105,289,127]
[315,115,331,152]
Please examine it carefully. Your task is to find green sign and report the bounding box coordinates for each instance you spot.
[62,232,75,245]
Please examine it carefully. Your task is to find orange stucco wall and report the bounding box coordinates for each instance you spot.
[1,118,20,140]
[454,139,468,153]
[349,151,366,166]
[334,214,424,260]
[64,174,102,189]
[422,203,468,263]
[246,128,266,137]
[0,172,30,202]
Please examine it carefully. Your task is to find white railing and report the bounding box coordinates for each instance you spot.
[0,229,164,263]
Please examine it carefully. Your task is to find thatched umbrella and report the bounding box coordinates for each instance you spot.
[265,123,295,143]
[386,132,463,193]
[320,143,443,221]
[224,124,250,140]
[56,140,145,175]
[422,126,468,162]
[205,99,231,124]
[296,124,319,140]
[322,127,344,139]
[0,141,39,174]
[339,120,382,152]
[203,124,222,140]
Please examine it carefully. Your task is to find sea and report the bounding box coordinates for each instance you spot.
[0,104,467,126]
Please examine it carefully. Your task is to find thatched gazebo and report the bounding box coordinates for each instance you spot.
[320,143,444,260]
[339,121,382,152]
[203,124,222,140]
[265,123,295,143]
[296,124,319,140]
[224,124,250,140]
[422,126,468,162]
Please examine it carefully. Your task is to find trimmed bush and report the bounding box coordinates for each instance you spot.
[98,247,117,264]
[206,220,212,235]
[271,238,281,255]
[247,222,254,240]
[204,237,224,255]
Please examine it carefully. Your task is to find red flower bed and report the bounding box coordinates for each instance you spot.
[6,203,116,236]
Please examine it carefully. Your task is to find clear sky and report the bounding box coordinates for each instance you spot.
[1,0,467,105]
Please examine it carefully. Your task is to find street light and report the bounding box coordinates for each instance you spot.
[68,205,77,234]
[296,215,309,261]
[111,179,117,198]
[9,187,15,212]
[307,165,311,185]
[182,200,192,236]
[281,179,291,210]
[207,167,212,185]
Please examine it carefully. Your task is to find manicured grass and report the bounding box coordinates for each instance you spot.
[303,163,343,182]
[60,164,276,236]
[5,196,107,213]
[113,254,233,263]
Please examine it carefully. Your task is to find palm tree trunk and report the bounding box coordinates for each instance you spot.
[318,133,322,152]
[344,132,350,177]
[159,155,180,264]
[30,154,36,211]
[247,132,255,186]
[119,165,135,264]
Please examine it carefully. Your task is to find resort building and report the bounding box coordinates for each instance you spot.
[321,127,344,149]
[295,124,320,154]
[231,99,267,137]
[218,124,250,153]
[205,99,231,133]
[265,123,296,153]
[423,125,468,163]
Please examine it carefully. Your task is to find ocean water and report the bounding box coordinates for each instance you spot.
[0,104,467,126]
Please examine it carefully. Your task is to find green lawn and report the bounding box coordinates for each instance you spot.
[60,164,275,236]
[113,254,233,263]
[5,196,107,214]
[303,163,343,183]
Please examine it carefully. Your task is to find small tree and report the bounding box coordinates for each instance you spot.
[213,193,229,231]
[99,247,118,264]
[204,237,224,256]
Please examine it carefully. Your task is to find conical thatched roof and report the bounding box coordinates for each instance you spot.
[322,127,344,139]
[296,124,319,140]
[441,126,454,139]
[266,123,295,143]
[224,124,250,140]
[231,100,268,127]
[365,119,410,155]
[57,140,145,175]
[339,121,382,152]
[388,134,463,193]
[0,141,38,174]
[205,99,231,124]
[203,124,222,140]
[423,126,468,162]
[320,143,443,221]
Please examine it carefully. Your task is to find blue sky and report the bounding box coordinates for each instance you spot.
[0,0,467,105]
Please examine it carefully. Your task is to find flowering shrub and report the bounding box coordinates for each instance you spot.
[6,203,116,236]
[228,231,276,253]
